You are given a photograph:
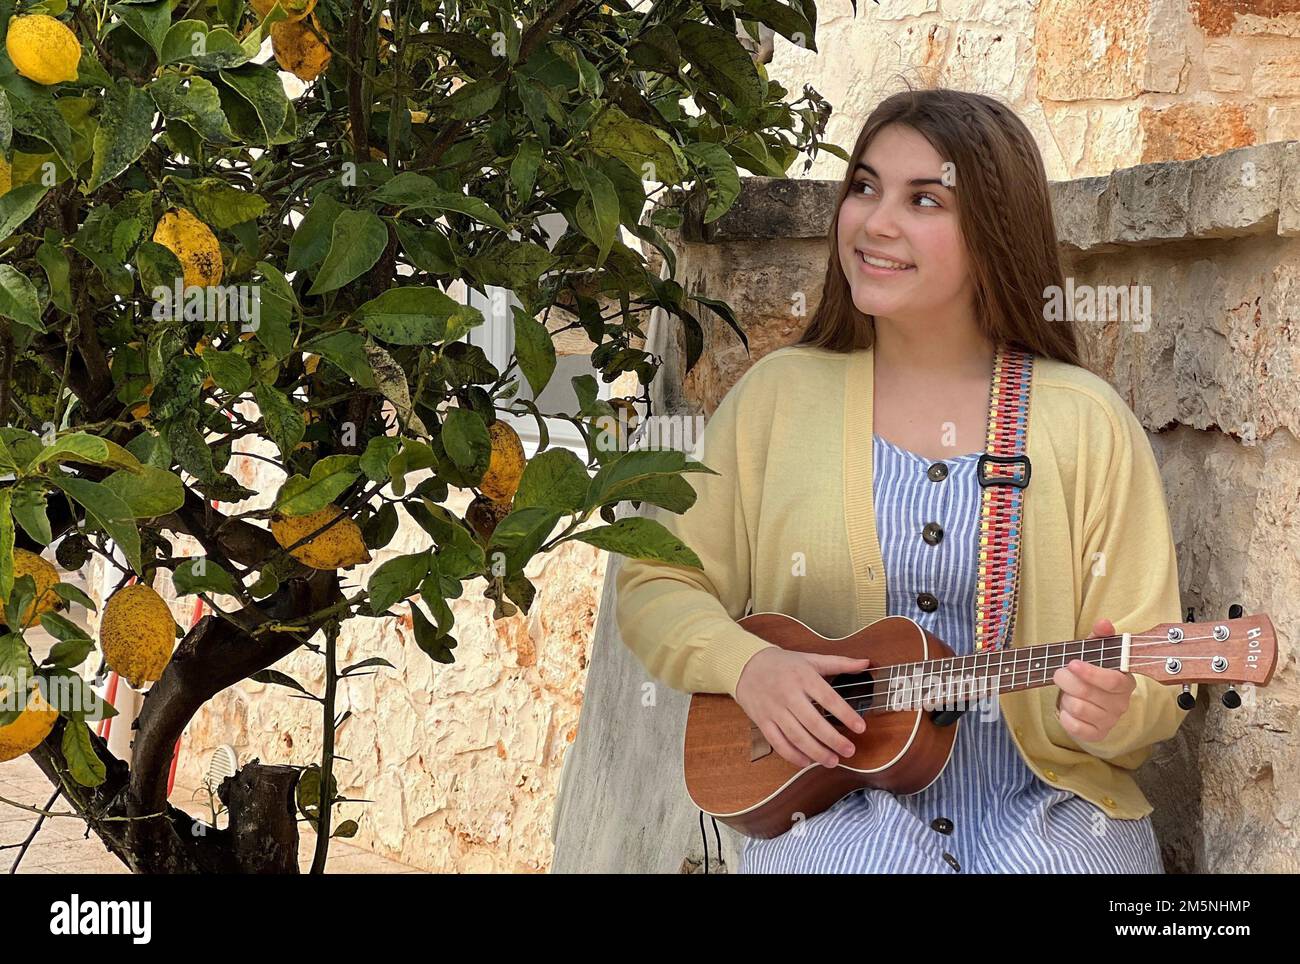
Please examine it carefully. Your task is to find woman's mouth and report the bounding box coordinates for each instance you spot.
[855,250,915,275]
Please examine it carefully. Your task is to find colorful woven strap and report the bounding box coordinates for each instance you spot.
[973,344,1035,653]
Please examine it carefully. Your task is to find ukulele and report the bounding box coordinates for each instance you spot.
[683,610,1278,839]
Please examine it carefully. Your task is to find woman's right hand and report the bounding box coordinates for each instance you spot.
[734,647,872,769]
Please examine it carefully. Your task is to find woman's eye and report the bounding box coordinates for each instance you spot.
[851,181,941,208]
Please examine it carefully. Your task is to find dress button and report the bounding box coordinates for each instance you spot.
[1044,769,1057,781]
[930,817,953,835]
[1102,795,1118,809]
[927,462,948,482]
[942,851,961,871]
[922,522,943,545]
[916,592,938,612]
[1014,726,1024,740]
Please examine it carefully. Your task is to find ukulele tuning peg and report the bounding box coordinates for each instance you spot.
[1177,684,1196,711]
[1228,603,1243,619]
[1221,685,1242,710]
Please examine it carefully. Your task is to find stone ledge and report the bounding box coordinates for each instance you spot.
[668,141,1300,251]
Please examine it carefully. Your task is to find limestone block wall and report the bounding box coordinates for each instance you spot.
[553,141,1299,873]
[773,0,1300,184]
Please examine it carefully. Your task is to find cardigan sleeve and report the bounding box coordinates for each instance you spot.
[1040,395,1196,765]
[613,375,777,698]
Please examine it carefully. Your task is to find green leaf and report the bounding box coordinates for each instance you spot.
[367,550,431,614]
[28,433,143,474]
[173,177,268,230]
[101,465,185,518]
[0,265,42,331]
[512,305,557,398]
[173,557,238,596]
[52,583,97,612]
[35,235,73,315]
[299,331,377,389]
[218,64,289,145]
[274,456,361,516]
[353,285,467,345]
[371,174,509,231]
[161,21,251,68]
[166,411,219,483]
[306,209,388,295]
[676,21,766,111]
[48,477,143,574]
[510,138,542,201]
[441,408,490,472]
[38,612,90,644]
[409,602,457,664]
[359,436,401,483]
[286,192,344,272]
[566,516,702,566]
[47,666,115,723]
[682,141,742,222]
[444,78,504,120]
[588,106,686,185]
[0,183,47,241]
[253,668,314,696]
[391,221,455,274]
[88,79,156,192]
[10,482,52,545]
[564,158,620,264]
[113,0,173,57]
[43,634,95,672]
[253,383,306,459]
[202,350,253,394]
[513,448,589,514]
[586,449,712,510]
[485,506,562,577]
[460,238,558,290]
[63,721,108,788]
[148,72,235,144]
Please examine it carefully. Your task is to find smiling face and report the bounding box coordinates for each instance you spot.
[837,123,974,330]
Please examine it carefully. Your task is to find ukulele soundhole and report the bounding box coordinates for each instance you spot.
[827,668,881,721]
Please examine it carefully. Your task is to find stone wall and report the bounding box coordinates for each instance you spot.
[553,140,1299,874]
[778,0,1300,185]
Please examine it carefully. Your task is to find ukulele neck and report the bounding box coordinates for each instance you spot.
[878,634,1131,708]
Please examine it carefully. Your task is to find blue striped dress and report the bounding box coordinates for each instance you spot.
[737,433,1165,874]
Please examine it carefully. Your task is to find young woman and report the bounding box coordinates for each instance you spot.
[615,87,1190,873]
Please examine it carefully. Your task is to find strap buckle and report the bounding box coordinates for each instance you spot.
[977,453,1031,489]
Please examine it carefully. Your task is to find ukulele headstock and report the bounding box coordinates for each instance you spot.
[1135,613,1277,687]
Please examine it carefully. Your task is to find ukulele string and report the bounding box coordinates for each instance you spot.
[823,657,1212,719]
[825,656,1217,717]
[823,632,1231,700]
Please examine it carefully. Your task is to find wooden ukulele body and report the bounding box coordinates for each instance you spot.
[683,612,966,840]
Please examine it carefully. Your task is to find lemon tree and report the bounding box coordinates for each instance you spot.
[0,0,837,872]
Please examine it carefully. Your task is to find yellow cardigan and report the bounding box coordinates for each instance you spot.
[615,343,1194,820]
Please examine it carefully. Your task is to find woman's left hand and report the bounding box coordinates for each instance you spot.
[1051,618,1136,743]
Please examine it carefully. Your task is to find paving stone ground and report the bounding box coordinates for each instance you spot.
[1,754,423,874]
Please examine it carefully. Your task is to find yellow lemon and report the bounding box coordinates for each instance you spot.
[271,18,331,82]
[5,15,81,86]
[153,208,223,289]
[0,685,59,763]
[480,420,525,503]
[270,504,371,570]
[0,549,61,628]
[100,584,177,689]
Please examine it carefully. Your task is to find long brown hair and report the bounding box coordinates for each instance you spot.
[794,86,1081,366]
